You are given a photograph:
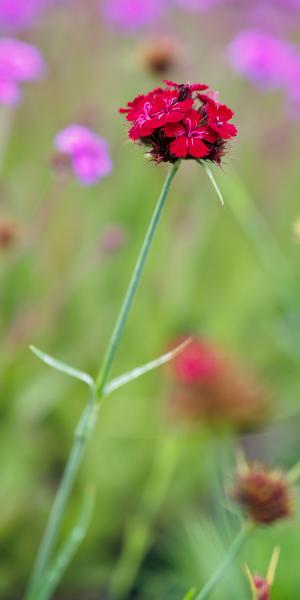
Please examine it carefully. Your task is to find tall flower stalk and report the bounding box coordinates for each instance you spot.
[25,79,237,600]
[25,160,180,600]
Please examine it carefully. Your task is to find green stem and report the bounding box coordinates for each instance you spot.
[25,395,98,600]
[32,489,94,600]
[95,160,180,397]
[195,523,253,600]
[25,161,180,599]
[109,433,179,599]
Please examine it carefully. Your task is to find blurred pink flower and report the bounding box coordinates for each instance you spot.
[174,0,223,12]
[170,337,220,383]
[0,0,50,31]
[54,125,112,186]
[101,0,165,31]
[0,37,45,105]
[228,29,295,89]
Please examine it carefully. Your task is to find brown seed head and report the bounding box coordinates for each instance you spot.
[232,463,293,525]
[0,219,17,249]
[140,36,180,75]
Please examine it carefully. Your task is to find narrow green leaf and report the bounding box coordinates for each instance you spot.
[30,345,94,387]
[183,588,198,600]
[32,488,95,600]
[203,163,224,206]
[104,338,191,396]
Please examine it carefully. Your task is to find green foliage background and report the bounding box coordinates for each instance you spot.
[1,2,300,598]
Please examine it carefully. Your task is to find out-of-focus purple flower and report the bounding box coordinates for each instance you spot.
[54,125,112,186]
[0,37,45,105]
[228,29,294,89]
[174,0,223,12]
[0,0,50,32]
[101,0,165,31]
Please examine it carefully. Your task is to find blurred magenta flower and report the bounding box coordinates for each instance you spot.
[170,337,220,383]
[0,37,45,105]
[228,30,295,89]
[54,125,112,186]
[101,0,165,31]
[0,0,50,31]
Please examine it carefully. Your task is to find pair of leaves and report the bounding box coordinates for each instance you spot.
[30,338,191,398]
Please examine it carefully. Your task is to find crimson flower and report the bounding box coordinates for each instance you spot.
[205,99,238,139]
[164,110,217,158]
[120,80,237,164]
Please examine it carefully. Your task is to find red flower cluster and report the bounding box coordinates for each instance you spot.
[120,81,237,164]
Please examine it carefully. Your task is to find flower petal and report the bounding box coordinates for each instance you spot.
[188,137,209,157]
[169,136,188,157]
[164,122,185,137]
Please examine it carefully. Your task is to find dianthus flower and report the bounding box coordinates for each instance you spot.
[101,0,165,32]
[170,337,220,383]
[0,37,45,105]
[167,336,268,429]
[0,0,50,32]
[120,80,237,164]
[54,125,112,186]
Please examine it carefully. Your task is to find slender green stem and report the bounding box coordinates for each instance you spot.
[95,160,180,397]
[25,161,180,600]
[195,523,254,600]
[25,394,98,599]
[109,433,179,599]
[32,489,94,600]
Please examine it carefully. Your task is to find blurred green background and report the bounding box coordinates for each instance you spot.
[1,1,300,598]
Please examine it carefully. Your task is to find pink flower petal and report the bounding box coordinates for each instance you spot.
[0,77,20,104]
[0,37,45,82]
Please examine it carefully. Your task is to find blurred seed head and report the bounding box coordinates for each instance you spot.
[139,36,181,76]
[167,336,269,430]
[0,217,17,249]
[231,463,293,525]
